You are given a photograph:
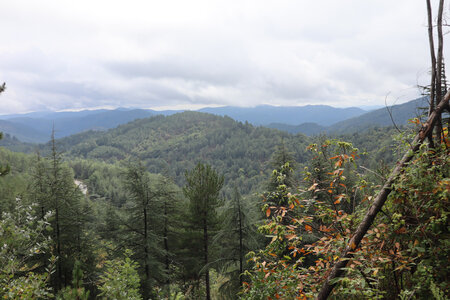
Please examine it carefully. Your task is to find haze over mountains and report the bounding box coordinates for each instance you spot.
[0,97,428,143]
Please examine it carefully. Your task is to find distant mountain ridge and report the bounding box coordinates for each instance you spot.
[199,105,365,126]
[0,99,427,142]
[0,105,366,143]
[268,97,429,135]
[0,109,155,143]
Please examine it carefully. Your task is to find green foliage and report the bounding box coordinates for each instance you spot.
[242,141,386,299]
[98,249,142,300]
[52,112,310,198]
[122,161,167,297]
[183,162,224,299]
[184,163,224,229]
[57,261,90,300]
[0,130,10,176]
[214,187,261,299]
[0,198,54,299]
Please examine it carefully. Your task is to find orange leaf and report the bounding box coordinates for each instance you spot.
[308,183,318,191]
[266,208,271,217]
[305,225,312,231]
[286,234,297,240]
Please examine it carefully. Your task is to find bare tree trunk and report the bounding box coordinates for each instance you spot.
[316,91,450,300]
[204,215,211,300]
[238,196,244,287]
[427,0,437,116]
[435,0,445,144]
[143,199,150,299]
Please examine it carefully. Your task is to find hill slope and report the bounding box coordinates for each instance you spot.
[327,97,428,134]
[49,112,311,196]
[0,109,155,143]
[266,97,429,135]
[199,105,365,126]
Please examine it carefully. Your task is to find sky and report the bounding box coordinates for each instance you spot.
[0,0,446,115]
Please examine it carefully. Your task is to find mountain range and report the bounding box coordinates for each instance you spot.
[0,97,428,143]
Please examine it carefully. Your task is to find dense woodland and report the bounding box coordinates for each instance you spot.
[1,3,450,300]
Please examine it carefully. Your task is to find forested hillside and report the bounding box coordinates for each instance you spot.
[1,2,449,299]
[268,97,430,135]
[42,112,312,196]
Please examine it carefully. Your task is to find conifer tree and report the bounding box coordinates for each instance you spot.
[122,161,165,298]
[183,163,224,300]
[215,187,259,297]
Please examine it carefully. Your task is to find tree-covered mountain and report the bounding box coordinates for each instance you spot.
[268,97,429,135]
[199,105,365,126]
[267,122,327,135]
[327,97,429,134]
[0,109,156,143]
[0,104,366,143]
[0,119,49,143]
[39,112,311,196]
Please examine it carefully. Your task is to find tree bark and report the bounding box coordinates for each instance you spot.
[316,90,450,300]
[238,196,243,287]
[204,214,211,300]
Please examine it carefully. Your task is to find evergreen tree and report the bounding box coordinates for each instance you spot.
[98,249,142,300]
[57,261,90,300]
[267,141,295,196]
[122,161,165,298]
[27,132,91,292]
[214,187,259,298]
[183,163,224,300]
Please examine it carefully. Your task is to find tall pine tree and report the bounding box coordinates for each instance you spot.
[183,163,224,300]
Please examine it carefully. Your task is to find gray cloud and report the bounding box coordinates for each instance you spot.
[0,0,442,114]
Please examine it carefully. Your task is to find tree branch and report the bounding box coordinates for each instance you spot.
[316,90,450,300]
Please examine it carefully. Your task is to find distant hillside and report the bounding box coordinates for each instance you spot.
[266,97,429,135]
[3,100,421,143]
[0,119,48,143]
[199,105,365,126]
[44,112,311,196]
[327,97,428,134]
[267,122,326,136]
[1,109,155,143]
[0,105,366,143]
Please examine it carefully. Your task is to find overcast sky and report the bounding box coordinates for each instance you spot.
[0,0,446,114]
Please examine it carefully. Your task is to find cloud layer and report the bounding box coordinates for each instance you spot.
[0,0,441,114]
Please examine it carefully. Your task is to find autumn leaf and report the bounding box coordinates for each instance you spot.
[305,225,312,231]
[308,183,318,191]
[266,208,271,217]
[285,234,297,241]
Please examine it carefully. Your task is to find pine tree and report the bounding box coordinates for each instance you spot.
[183,163,224,300]
[122,161,165,298]
[214,187,259,298]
